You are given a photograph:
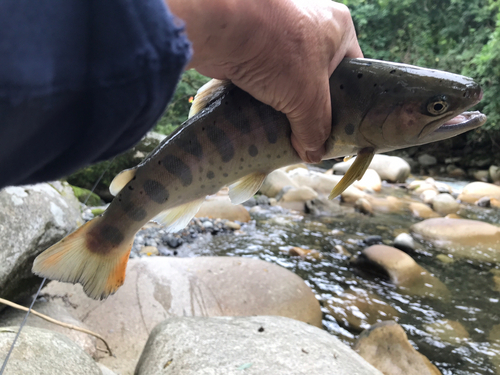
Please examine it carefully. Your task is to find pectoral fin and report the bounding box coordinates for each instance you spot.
[328,148,375,199]
[228,172,268,205]
[153,198,206,233]
[109,167,137,196]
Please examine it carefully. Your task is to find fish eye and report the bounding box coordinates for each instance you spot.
[427,96,449,115]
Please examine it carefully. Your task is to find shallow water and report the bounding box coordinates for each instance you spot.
[177,185,500,374]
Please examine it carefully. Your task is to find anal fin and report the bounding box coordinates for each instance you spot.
[153,198,205,233]
[228,172,268,205]
[329,148,375,199]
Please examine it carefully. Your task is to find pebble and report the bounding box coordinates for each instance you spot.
[475,196,491,207]
[363,235,383,246]
[393,233,415,252]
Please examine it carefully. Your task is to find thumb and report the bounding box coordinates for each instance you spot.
[286,76,331,163]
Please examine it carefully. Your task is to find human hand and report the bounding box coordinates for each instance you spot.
[167,0,363,163]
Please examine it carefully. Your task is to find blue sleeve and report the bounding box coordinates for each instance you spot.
[0,0,191,188]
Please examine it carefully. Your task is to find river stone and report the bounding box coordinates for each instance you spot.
[351,245,450,299]
[393,233,415,252]
[421,189,439,204]
[424,319,469,346]
[279,186,318,202]
[42,257,322,375]
[305,196,344,216]
[196,196,250,222]
[409,202,440,219]
[418,153,438,167]
[492,198,500,209]
[490,165,500,183]
[458,182,500,204]
[0,326,101,375]
[326,290,399,331]
[354,321,442,375]
[367,196,406,214]
[353,169,382,192]
[340,185,367,204]
[333,154,410,183]
[355,198,373,215]
[0,182,81,309]
[0,301,97,358]
[259,169,298,197]
[411,218,500,262]
[431,193,459,215]
[288,168,341,196]
[472,169,491,182]
[135,316,383,375]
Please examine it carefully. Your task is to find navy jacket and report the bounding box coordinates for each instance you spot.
[0,0,191,188]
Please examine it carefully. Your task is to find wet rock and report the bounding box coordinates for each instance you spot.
[259,169,298,197]
[458,182,500,204]
[196,196,250,222]
[411,218,500,262]
[409,202,440,219]
[424,319,469,345]
[492,198,500,209]
[354,321,442,375]
[472,169,491,182]
[333,154,410,182]
[363,235,383,246]
[434,181,453,194]
[353,169,382,192]
[0,301,97,358]
[42,257,322,374]
[367,196,406,214]
[0,326,101,375]
[421,189,438,204]
[436,254,455,264]
[445,213,461,219]
[256,195,270,206]
[340,185,367,204]
[275,186,295,202]
[355,198,373,215]
[161,234,183,248]
[475,196,491,207]
[0,183,81,309]
[242,197,257,207]
[279,186,318,202]
[351,245,449,299]
[431,193,459,215]
[288,169,341,196]
[326,290,399,331]
[305,196,343,216]
[394,233,415,252]
[418,153,438,167]
[135,316,382,375]
[224,221,241,230]
[288,247,323,260]
[490,165,500,184]
[447,165,467,178]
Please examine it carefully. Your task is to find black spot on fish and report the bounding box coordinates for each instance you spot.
[199,167,203,173]
[207,171,215,179]
[239,166,243,170]
[162,154,193,186]
[248,145,258,157]
[100,225,124,245]
[201,184,205,189]
[128,185,134,191]
[254,103,284,144]
[122,200,147,222]
[223,90,252,133]
[219,166,223,171]
[206,125,234,162]
[277,155,281,159]
[390,69,396,74]
[267,154,271,159]
[143,179,169,203]
[223,173,228,177]
[345,123,355,135]
[240,158,244,162]
[357,73,363,79]
[175,135,203,159]
[340,84,344,90]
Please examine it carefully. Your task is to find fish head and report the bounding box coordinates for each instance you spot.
[328,58,486,155]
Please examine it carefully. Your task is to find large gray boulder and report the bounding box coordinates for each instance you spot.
[43,257,322,375]
[135,316,383,375]
[0,182,81,308]
[333,154,410,183]
[0,326,101,375]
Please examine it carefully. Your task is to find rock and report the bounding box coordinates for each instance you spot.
[259,169,298,197]
[354,321,442,375]
[340,185,367,204]
[279,186,318,202]
[447,165,466,178]
[333,154,410,183]
[355,198,373,215]
[363,235,382,246]
[420,189,438,204]
[67,131,166,201]
[224,221,241,230]
[255,195,270,206]
[42,257,322,374]
[445,213,461,219]
[242,197,257,207]
[288,168,341,196]
[475,196,491,207]
[353,169,382,192]
[0,301,97,358]
[409,202,440,219]
[393,233,415,252]
[434,181,453,194]
[414,183,438,195]
[490,165,500,183]
[418,153,438,167]
[0,326,101,375]
[458,182,500,204]
[135,316,383,375]
[288,247,322,260]
[367,196,406,214]
[139,246,159,256]
[436,254,455,264]
[326,290,399,331]
[0,183,81,309]
[472,169,491,182]
[411,218,500,262]
[431,193,459,215]
[351,245,450,299]
[304,196,343,216]
[70,185,103,206]
[196,196,250,222]
[424,319,469,345]
[281,163,308,172]
[98,364,118,375]
[492,198,500,209]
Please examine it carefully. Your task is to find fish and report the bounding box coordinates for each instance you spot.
[32,58,486,300]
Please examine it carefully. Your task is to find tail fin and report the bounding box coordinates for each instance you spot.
[32,217,132,300]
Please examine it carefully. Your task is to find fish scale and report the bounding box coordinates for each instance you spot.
[33,58,486,300]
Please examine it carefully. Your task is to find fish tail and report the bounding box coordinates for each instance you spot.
[32,217,132,300]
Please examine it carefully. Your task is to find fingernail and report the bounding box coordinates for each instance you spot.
[306,150,323,164]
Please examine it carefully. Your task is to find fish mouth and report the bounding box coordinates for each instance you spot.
[434,111,487,133]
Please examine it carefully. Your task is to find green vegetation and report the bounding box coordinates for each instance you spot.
[155,0,500,145]
[70,185,102,207]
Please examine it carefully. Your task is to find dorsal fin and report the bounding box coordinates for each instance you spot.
[109,167,137,196]
[188,79,233,118]
[329,148,375,199]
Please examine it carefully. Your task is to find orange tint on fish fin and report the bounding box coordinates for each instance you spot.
[32,217,132,300]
